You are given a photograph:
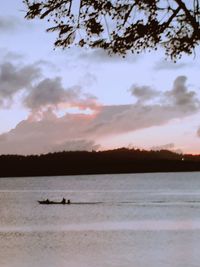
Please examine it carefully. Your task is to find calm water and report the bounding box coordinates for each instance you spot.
[1,172,200,267]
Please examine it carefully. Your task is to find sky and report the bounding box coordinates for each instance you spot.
[0,0,200,155]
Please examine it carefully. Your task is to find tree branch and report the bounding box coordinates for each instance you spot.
[174,0,199,31]
[123,3,136,26]
[67,0,72,16]
[41,0,70,19]
[162,6,181,30]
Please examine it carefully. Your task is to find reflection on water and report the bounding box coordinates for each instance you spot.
[2,220,200,232]
[0,172,200,267]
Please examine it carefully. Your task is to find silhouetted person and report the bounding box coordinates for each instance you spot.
[62,198,66,204]
[46,199,50,204]
[67,199,71,204]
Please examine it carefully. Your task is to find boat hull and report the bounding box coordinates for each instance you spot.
[38,201,67,205]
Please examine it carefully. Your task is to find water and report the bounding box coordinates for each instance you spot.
[1,172,200,267]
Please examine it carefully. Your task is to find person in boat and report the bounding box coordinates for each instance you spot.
[62,198,66,204]
[46,199,50,204]
[67,199,71,204]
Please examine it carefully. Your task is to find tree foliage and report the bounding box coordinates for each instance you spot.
[24,0,200,60]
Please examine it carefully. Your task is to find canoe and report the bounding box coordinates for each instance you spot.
[38,200,102,205]
[38,200,70,204]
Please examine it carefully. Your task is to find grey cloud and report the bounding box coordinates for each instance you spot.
[0,59,97,111]
[0,133,7,142]
[0,62,41,106]
[79,49,140,63]
[24,78,70,110]
[154,60,186,71]
[0,16,20,32]
[2,52,24,61]
[86,76,200,136]
[197,127,200,137]
[24,77,98,111]
[130,85,159,102]
[0,16,34,33]
[166,76,199,111]
[86,103,196,137]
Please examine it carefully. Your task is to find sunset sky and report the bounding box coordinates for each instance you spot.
[0,0,200,155]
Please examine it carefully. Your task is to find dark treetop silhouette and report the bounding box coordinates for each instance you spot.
[24,0,200,60]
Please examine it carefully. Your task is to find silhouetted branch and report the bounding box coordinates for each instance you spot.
[24,0,200,60]
[174,0,199,30]
[122,3,136,26]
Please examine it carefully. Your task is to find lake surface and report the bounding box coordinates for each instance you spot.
[1,172,200,267]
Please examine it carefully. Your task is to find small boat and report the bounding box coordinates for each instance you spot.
[38,199,103,205]
[38,199,70,205]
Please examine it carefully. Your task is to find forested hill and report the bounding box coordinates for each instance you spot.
[0,148,200,177]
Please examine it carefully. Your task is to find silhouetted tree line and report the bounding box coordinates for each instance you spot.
[0,148,200,177]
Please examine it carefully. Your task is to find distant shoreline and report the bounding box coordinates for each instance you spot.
[1,170,200,179]
[0,148,200,177]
